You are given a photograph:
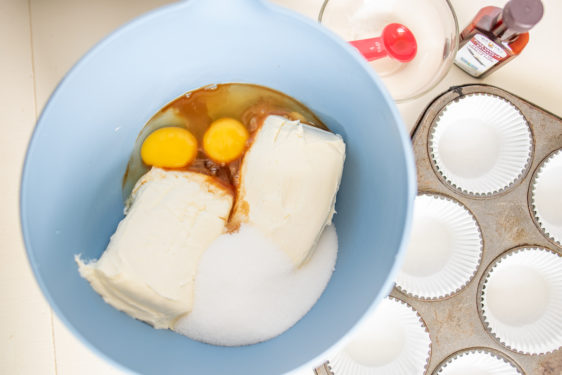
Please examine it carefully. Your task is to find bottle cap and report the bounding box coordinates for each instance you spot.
[503,0,544,33]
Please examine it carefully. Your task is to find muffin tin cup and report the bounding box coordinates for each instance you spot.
[328,297,431,375]
[428,93,533,197]
[530,148,562,247]
[478,247,562,355]
[433,347,523,375]
[395,193,483,300]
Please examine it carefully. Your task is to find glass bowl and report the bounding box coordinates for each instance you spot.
[319,0,459,102]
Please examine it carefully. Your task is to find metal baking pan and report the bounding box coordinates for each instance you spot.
[316,84,562,375]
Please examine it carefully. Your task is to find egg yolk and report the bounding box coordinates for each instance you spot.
[203,118,249,163]
[141,127,198,168]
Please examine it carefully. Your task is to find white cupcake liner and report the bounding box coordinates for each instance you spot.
[395,194,483,299]
[433,348,523,375]
[480,247,562,355]
[328,297,431,375]
[530,148,562,247]
[429,94,532,196]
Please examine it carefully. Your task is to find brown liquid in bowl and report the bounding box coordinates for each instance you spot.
[122,83,328,201]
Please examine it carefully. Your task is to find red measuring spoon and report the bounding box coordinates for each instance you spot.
[350,23,417,63]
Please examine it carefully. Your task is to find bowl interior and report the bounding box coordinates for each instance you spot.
[20,1,415,374]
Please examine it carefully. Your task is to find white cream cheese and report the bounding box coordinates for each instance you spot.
[231,115,345,266]
[76,168,233,329]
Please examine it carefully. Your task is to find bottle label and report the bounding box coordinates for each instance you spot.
[455,34,507,77]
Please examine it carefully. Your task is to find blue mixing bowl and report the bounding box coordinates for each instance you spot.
[20,0,416,373]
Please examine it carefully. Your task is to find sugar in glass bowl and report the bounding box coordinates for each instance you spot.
[319,0,459,102]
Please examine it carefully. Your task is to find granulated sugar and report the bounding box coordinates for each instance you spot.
[174,224,338,346]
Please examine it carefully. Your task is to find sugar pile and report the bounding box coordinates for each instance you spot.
[174,224,338,346]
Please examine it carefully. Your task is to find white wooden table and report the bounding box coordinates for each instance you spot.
[1,0,560,374]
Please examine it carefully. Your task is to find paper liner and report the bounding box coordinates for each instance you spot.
[530,148,562,247]
[429,94,532,196]
[395,194,483,299]
[433,348,523,375]
[328,297,431,375]
[480,247,562,355]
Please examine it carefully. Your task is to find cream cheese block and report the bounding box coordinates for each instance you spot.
[231,115,345,267]
[76,168,233,329]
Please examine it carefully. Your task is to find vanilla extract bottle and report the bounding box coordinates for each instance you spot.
[454,0,544,78]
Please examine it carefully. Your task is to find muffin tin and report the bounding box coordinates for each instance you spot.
[315,84,562,375]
